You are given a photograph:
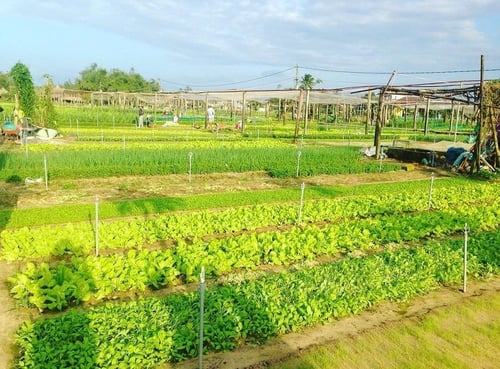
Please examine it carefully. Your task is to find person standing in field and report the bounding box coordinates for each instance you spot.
[206,105,215,129]
[138,105,145,128]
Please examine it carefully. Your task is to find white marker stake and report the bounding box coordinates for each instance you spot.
[296,151,302,177]
[463,223,469,293]
[95,195,99,257]
[189,152,193,183]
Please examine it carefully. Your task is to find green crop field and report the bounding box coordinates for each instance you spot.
[0,103,497,369]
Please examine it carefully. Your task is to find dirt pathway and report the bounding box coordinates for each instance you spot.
[2,166,447,210]
[0,262,33,369]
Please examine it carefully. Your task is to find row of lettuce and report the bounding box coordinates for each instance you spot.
[8,197,500,311]
[0,180,500,261]
[14,231,500,368]
[4,180,500,311]
[7,178,500,368]
[3,176,470,229]
[2,143,399,181]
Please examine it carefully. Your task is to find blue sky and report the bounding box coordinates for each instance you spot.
[1,0,499,90]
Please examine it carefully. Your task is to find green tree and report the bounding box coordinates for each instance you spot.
[10,62,36,117]
[35,74,57,127]
[66,63,107,91]
[299,74,322,89]
[0,71,12,91]
[0,71,14,101]
[65,63,160,92]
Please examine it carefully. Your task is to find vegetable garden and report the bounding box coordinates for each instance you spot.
[0,104,498,369]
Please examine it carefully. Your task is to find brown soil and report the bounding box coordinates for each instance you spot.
[0,165,489,369]
[2,165,449,210]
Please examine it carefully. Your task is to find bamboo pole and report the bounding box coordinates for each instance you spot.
[241,91,247,131]
[303,89,310,134]
[374,71,396,159]
[449,101,455,132]
[204,94,209,129]
[365,91,371,135]
[488,107,500,168]
[474,55,485,172]
[294,90,304,143]
[423,98,430,135]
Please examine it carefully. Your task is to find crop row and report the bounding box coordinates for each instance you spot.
[2,180,498,261]
[8,198,500,311]
[26,138,290,152]
[0,145,401,181]
[14,229,499,368]
[0,176,471,228]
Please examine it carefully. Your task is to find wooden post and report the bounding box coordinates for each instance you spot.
[241,91,247,131]
[303,89,310,135]
[294,90,304,143]
[423,97,430,135]
[154,92,157,124]
[449,101,455,132]
[374,71,396,159]
[490,107,500,168]
[204,94,209,129]
[474,55,485,172]
[365,91,371,135]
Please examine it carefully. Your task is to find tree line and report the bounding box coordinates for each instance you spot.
[0,62,160,127]
[0,61,324,127]
[62,63,160,93]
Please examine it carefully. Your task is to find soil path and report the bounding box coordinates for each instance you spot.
[0,261,32,369]
[2,165,449,210]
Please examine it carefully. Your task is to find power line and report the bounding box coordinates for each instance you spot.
[301,65,500,75]
[302,66,392,75]
[160,65,499,91]
[162,67,295,89]
[400,68,500,75]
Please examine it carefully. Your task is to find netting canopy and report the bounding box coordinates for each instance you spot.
[86,89,367,106]
[171,89,367,105]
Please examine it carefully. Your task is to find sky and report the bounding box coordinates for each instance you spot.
[1,0,499,91]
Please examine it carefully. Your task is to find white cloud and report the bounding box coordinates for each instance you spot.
[1,0,499,88]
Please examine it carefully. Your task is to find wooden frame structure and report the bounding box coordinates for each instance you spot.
[370,57,499,172]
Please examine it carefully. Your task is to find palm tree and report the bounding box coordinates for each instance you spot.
[299,74,322,89]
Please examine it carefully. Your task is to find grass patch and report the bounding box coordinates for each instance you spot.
[62,182,77,190]
[271,291,500,369]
